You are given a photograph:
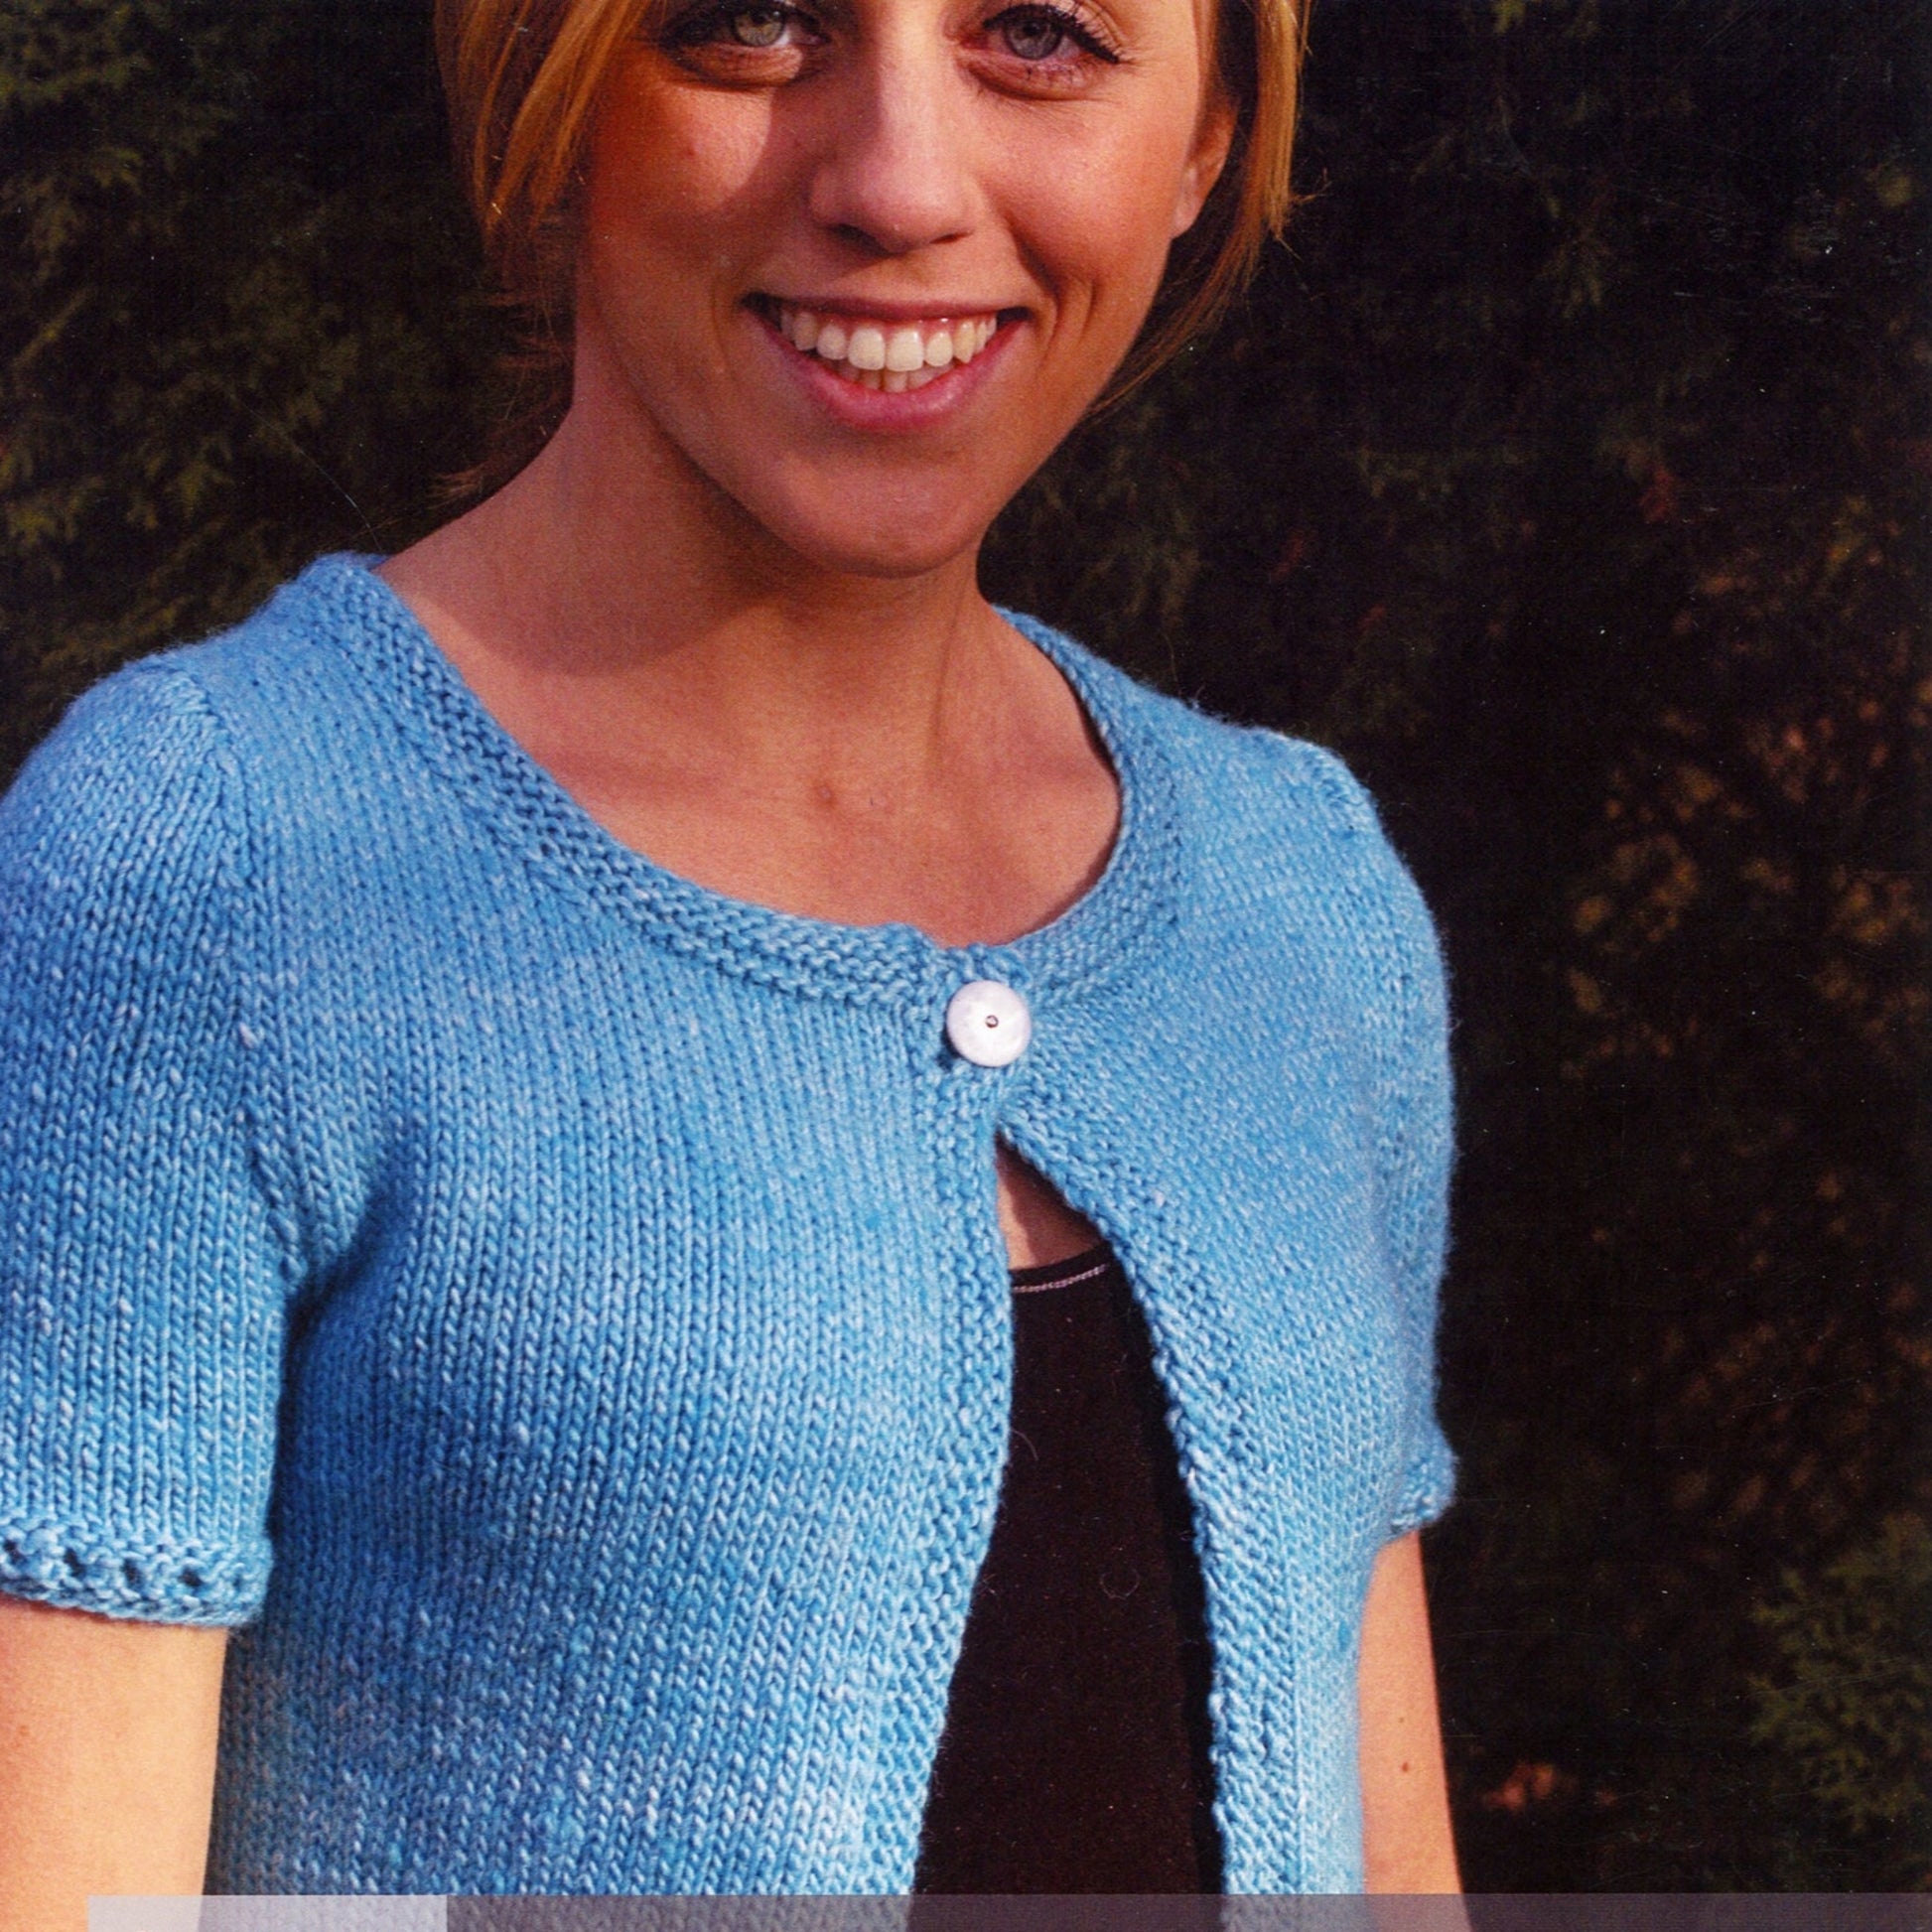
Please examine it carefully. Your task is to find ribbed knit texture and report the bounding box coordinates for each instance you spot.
[0,555,1454,1894]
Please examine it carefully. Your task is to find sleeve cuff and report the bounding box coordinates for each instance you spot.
[0,1519,269,1626]
[1388,1429,1456,1539]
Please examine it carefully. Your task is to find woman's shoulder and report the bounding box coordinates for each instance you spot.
[1008,615,1446,1049]
[4,555,407,862]
[1,642,237,917]
[126,550,389,739]
[1006,610,1419,884]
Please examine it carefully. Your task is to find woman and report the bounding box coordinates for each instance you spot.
[0,0,1458,1912]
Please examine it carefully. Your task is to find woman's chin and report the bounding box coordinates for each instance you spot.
[799,529,983,582]
[732,486,995,584]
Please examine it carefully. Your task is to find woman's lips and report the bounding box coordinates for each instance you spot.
[748,297,1012,413]
[772,302,1002,391]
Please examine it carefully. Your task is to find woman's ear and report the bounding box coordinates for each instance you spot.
[1172,88,1236,237]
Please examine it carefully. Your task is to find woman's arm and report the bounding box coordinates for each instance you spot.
[1358,1530,1461,1892]
[0,1596,227,1932]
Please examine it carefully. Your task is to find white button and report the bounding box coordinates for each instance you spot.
[944,980,1032,1068]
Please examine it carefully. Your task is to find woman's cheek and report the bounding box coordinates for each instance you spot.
[1007,124,1192,312]
[592,67,782,236]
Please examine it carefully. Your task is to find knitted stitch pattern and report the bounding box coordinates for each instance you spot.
[0,556,1454,1893]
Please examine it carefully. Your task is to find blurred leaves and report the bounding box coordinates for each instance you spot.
[0,0,505,775]
[1750,1514,1932,1885]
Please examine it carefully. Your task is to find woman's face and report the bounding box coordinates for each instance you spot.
[573,0,1231,578]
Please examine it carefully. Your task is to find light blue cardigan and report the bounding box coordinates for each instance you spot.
[0,555,1453,1893]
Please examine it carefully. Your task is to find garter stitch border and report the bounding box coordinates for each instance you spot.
[0,555,1455,1893]
[345,559,1184,1010]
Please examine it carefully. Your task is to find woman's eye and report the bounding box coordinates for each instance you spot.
[983,4,1120,67]
[726,5,790,45]
[664,1,818,59]
[996,8,1068,59]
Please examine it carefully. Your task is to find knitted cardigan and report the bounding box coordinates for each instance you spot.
[0,555,1454,1894]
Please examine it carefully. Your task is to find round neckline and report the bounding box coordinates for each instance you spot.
[309,553,1180,1011]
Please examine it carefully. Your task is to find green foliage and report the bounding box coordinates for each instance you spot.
[0,0,505,775]
[1750,1516,1932,1885]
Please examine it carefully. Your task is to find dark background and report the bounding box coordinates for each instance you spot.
[1,0,1926,1891]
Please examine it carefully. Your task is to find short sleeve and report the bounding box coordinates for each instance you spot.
[1365,799,1457,1540]
[1283,736,1456,1540]
[0,662,291,1624]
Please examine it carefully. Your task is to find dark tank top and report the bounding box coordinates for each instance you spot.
[912,1243,1222,1893]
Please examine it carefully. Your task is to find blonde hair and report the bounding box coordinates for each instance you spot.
[436,0,1307,468]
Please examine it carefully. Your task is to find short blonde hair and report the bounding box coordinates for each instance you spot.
[437,0,1306,439]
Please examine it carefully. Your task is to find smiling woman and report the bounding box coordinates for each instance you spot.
[431,0,1254,592]
[445,0,1297,393]
[0,0,1458,1912]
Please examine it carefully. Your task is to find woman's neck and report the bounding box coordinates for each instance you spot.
[378,416,1120,949]
[409,403,993,743]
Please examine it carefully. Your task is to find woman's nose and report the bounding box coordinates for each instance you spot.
[805,38,977,256]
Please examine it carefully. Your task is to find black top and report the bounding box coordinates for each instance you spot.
[912,1243,1222,1893]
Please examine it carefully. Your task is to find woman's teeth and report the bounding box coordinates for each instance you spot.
[775,304,1001,391]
